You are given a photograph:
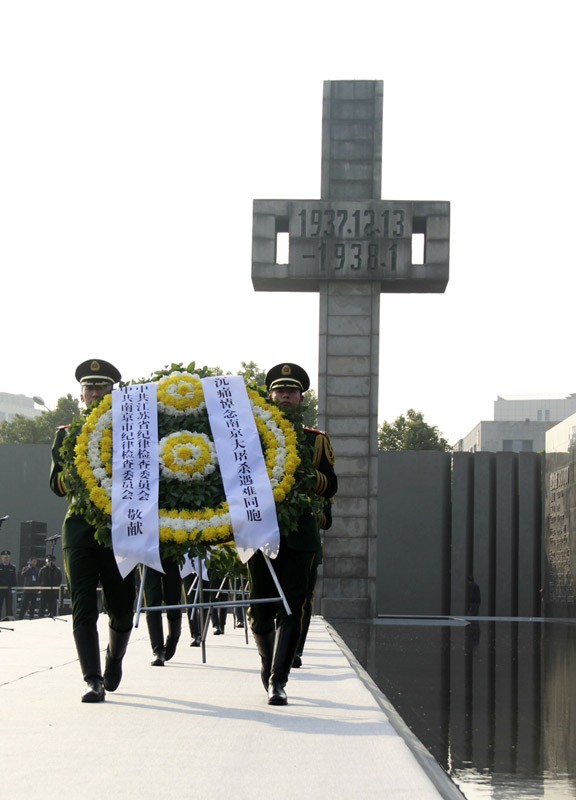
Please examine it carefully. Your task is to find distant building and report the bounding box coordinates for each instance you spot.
[494,394,576,423]
[456,393,576,453]
[0,392,42,423]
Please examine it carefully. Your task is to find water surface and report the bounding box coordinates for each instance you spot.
[329,618,576,799]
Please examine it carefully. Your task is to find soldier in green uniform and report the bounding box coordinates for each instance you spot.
[50,359,136,703]
[248,363,337,705]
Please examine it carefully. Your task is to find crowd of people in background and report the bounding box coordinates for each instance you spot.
[0,550,63,621]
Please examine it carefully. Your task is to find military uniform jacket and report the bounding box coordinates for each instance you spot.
[49,425,101,550]
[0,562,17,589]
[284,428,337,552]
[38,564,62,587]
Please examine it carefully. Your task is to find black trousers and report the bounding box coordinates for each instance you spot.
[142,558,183,621]
[183,574,209,636]
[39,589,59,617]
[302,556,319,630]
[0,588,14,617]
[18,589,38,619]
[247,540,315,636]
[63,545,135,632]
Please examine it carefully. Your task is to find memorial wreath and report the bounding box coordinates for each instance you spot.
[59,363,319,563]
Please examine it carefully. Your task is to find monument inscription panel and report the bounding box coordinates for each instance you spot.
[290,200,411,278]
[253,198,449,292]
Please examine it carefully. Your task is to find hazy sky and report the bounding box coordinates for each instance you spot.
[1,0,574,444]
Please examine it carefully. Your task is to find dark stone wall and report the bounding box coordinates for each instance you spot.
[377,451,452,615]
[0,444,65,571]
[377,451,543,617]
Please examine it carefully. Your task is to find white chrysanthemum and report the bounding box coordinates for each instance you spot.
[86,408,113,498]
[158,511,231,531]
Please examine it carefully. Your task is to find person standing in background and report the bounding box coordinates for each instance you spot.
[467,576,481,616]
[0,550,17,619]
[18,557,39,619]
[38,555,62,617]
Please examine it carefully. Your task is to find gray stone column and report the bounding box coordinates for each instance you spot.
[316,81,382,618]
[318,281,380,617]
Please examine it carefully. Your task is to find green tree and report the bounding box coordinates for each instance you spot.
[0,394,82,444]
[301,390,318,430]
[237,360,267,388]
[378,409,451,451]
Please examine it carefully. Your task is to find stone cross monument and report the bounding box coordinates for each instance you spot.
[252,80,450,617]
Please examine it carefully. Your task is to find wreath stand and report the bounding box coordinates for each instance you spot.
[135,553,291,664]
[184,573,249,653]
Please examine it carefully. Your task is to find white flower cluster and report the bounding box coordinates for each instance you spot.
[158,510,232,533]
[250,399,287,488]
[87,408,113,494]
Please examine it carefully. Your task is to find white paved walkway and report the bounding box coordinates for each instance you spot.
[0,614,462,799]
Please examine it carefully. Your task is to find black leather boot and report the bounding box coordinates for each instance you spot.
[211,606,226,634]
[147,612,165,666]
[73,624,105,703]
[164,615,182,661]
[103,627,131,691]
[252,629,275,690]
[268,626,300,706]
[188,609,201,646]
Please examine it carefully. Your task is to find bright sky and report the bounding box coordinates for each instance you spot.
[1,0,574,445]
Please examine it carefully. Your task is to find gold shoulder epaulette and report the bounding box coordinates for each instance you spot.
[307,429,336,468]
[321,434,336,466]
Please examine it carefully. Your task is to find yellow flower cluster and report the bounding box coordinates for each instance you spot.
[156,372,204,414]
[101,428,113,477]
[158,503,231,545]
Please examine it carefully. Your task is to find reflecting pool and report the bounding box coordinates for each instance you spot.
[329,618,576,799]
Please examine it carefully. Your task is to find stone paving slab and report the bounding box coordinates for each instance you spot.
[0,614,459,799]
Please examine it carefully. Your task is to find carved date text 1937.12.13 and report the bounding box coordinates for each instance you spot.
[288,202,412,275]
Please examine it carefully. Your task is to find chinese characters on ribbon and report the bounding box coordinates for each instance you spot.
[202,376,280,563]
[111,383,162,577]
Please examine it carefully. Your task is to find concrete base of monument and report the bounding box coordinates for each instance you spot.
[321,596,372,618]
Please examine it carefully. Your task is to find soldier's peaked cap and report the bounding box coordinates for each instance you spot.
[1,550,10,556]
[75,359,121,386]
[266,363,310,393]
